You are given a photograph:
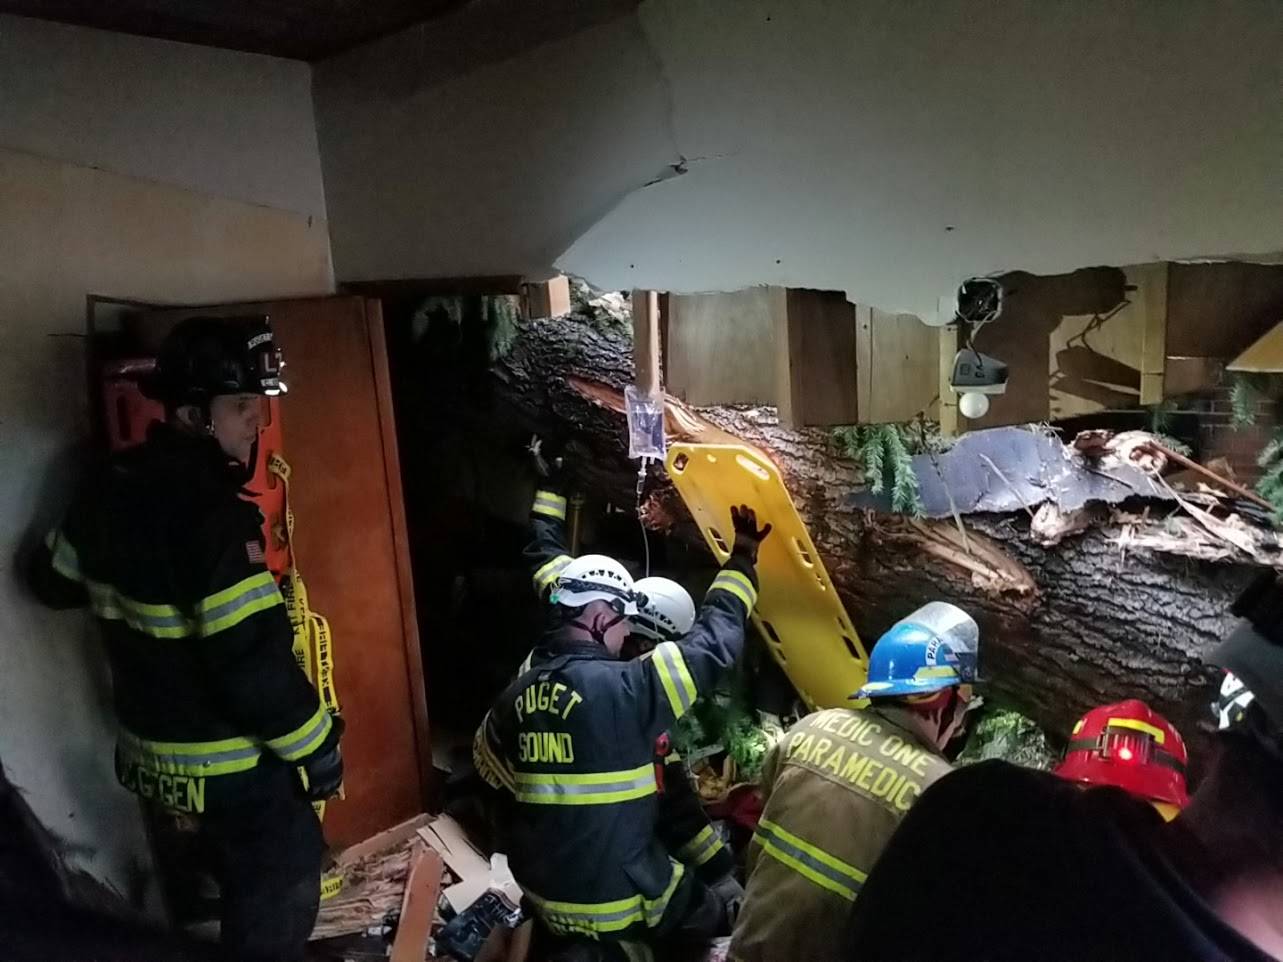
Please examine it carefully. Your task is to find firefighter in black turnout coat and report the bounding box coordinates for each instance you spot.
[27,317,343,962]
[474,487,770,956]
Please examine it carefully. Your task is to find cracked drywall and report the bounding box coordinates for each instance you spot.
[316,0,1282,315]
[557,0,1283,317]
[315,12,675,282]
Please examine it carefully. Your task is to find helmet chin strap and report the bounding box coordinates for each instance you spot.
[233,432,260,489]
[569,610,628,646]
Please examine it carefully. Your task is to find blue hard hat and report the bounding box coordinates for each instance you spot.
[853,603,980,700]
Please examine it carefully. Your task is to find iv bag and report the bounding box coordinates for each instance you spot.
[625,384,666,461]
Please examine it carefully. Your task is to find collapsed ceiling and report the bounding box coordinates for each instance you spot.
[315,0,1283,318]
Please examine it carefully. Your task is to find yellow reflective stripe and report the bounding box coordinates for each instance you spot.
[198,572,284,637]
[46,529,84,582]
[709,569,757,613]
[643,860,684,926]
[533,554,573,592]
[533,491,569,520]
[651,642,698,718]
[473,715,515,792]
[756,818,865,902]
[265,705,333,761]
[1106,717,1166,744]
[118,729,261,777]
[677,825,724,867]
[514,764,655,805]
[524,860,683,937]
[87,581,194,639]
[524,890,645,936]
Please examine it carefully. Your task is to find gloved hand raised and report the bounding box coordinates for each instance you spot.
[297,714,344,801]
[730,505,772,563]
[527,434,568,485]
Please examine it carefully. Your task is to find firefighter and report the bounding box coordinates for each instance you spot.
[508,442,737,890]
[730,602,980,962]
[1055,699,1190,821]
[28,317,342,962]
[843,574,1283,961]
[473,489,770,960]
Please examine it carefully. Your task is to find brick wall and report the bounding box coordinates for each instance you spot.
[1167,368,1281,485]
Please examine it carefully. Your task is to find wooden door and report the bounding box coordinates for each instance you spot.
[133,296,429,846]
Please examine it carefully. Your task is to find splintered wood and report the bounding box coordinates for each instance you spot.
[312,814,439,942]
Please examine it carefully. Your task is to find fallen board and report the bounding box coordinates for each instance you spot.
[666,442,868,709]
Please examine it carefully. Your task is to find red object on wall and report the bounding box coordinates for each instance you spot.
[100,359,291,578]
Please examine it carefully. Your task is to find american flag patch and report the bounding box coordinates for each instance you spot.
[245,540,266,564]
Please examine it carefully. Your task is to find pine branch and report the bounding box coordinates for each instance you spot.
[1230,373,1265,428]
[863,427,887,495]
[883,426,923,516]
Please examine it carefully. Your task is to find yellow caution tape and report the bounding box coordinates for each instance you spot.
[267,452,342,822]
[320,873,344,901]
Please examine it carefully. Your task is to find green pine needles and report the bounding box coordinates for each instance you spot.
[831,422,938,517]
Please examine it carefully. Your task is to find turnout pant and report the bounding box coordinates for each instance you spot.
[196,763,325,962]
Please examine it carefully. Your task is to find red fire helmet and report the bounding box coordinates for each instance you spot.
[1055,699,1190,811]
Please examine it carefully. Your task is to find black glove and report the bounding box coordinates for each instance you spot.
[297,714,344,801]
[730,505,772,562]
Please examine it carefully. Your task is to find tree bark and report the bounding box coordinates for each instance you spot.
[488,310,1262,749]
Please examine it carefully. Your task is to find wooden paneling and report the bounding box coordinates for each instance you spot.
[971,266,1127,429]
[938,325,959,436]
[524,276,571,320]
[367,302,434,810]
[1164,356,1224,396]
[1137,263,1170,405]
[270,297,427,846]
[778,289,858,427]
[1167,262,1283,358]
[1046,263,1167,418]
[666,287,782,404]
[632,289,662,396]
[856,309,939,424]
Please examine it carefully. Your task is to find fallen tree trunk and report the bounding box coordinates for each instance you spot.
[487,309,1265,749]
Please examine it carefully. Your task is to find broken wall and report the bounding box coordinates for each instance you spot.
[314,0,1282,318]
[0,14,333,909]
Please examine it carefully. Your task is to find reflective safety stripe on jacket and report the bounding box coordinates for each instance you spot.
[487,495,758,943]
[118,729,262,777]
[528,488,573,596]
[524,860,686,938]
[731,707,952,962]
[37,425,334,811]
[78,568,285,641]
[117,704,332,778]
[514,764,657,806]
[676,824,727,869]
[754,818,866,902]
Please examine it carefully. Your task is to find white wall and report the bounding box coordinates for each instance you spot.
[0,14,327,219]
[316,12,673,283]
[0,15,332,909]
[315,0,1283,318]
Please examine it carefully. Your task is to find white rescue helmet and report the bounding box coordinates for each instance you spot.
[551,554,639,615]
[631,577,697,642]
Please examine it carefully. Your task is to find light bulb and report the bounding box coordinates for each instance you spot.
[959,392,990,419]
